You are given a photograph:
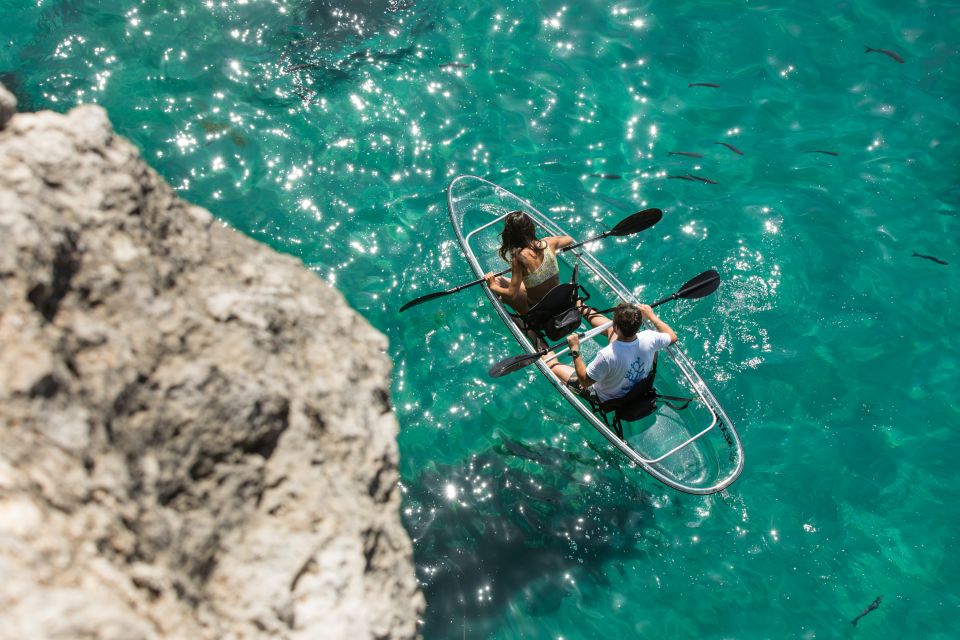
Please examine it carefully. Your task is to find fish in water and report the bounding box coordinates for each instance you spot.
[667,175,698,182]
[851,596,883,626]
[687,174,719,184]
[229,130,247,148]
[912,252,948,265]
[669,151,704,158]
[439,62,470,69]
[714,141,744,156]
[590,173,622,180]
[688,82,720,88]
[865,46,905,64]
[807,150,840,156]
[199,119,230,134]
[282,63,315,73]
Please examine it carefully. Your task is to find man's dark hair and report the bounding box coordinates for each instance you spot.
[613,303,642,338]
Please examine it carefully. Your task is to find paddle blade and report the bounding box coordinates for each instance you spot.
[562,208,662,253]
[650,269,721,307]
[399,289,455,312]
[676,269,721,299]
[488,352,542,378]
[609,208,663,237]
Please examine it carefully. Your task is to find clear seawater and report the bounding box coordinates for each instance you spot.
[4,0,959,637]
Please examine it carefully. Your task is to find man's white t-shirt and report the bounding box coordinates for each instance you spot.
[585,330,673,401]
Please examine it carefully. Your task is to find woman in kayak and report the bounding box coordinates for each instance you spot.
[484,210,574,313]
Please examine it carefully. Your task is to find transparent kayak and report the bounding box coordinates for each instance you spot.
[447,175,744,495]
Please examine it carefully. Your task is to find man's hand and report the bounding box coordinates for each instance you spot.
[566,331,594,388]
[637,303,677,344]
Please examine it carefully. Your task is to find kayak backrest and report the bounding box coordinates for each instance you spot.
[598,361,658,420]
[523,282,580,340]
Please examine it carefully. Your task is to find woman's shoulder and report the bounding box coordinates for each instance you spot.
[516,244,542,259]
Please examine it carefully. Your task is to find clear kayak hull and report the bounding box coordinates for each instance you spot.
[447,175,744,495]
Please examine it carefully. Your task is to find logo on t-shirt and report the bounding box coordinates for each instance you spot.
[625,358,646,384]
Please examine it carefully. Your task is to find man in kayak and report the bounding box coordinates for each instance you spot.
[545,303,677,402]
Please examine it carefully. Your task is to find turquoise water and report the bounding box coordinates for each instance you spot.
[5,0,959,636]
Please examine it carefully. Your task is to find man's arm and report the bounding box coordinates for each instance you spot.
[566,334,595,387]
[638,304,677,344]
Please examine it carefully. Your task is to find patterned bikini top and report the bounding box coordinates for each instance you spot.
[521,243,559,289]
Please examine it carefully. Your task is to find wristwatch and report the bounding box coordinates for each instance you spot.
[569,350,580,359]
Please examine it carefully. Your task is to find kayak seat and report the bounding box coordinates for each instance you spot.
[513,263,590,342]
[579,361,694,439]
[518,282,580,341]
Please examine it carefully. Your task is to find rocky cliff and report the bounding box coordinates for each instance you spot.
[0,83,423,639]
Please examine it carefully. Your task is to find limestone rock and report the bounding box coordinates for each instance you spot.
[0,83,423,639]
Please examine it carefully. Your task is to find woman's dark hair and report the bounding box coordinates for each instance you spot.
[613,303,642,338]
[498,210,540,262]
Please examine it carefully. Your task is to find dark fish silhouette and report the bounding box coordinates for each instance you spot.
[439,62,470,69]
[667,175,697,182]
[687,174,718,184]
[282,63,315,73]
[807,150,840,156]
[688,82,720,88]
[229,130,247,148]
[714,141,744,155]
[912,252,948,265]
[292,88,316,102]
[851,596,882,626]
[669,151,704,158]
[199,119,229,134]
[590,173,622,180]
[865,46,904,64]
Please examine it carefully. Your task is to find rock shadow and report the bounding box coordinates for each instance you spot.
[402,432,670,638]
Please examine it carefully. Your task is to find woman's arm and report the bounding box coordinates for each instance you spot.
[484,253,526,297]
[549,235,575,251]
[505,253,525,298]
[484,272,508,295]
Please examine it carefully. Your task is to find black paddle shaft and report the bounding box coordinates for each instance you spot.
[399,208,662,312]
[586,269,721,315]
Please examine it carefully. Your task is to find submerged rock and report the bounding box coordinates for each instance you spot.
[0,84,423,639]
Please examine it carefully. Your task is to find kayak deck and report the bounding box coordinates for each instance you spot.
[447,175,744,495]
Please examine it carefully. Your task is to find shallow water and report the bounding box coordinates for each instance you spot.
[5,0,959,637]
